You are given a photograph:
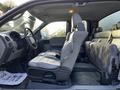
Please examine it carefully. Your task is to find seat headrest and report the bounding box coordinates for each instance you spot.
[117,22,120,29]
[71,13,82,28]
[71,13,85,31]
[96,27,103,32]
[112,24,117,30]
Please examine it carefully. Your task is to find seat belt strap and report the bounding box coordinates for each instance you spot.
[106,32,113,45]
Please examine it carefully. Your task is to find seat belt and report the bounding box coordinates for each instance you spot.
[89,28,96,40]
[106,32,113,45]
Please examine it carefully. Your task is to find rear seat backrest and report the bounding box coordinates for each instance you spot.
[85,31,111,59]
[93,31,112,43]
[86,31,113,69]
[86,30,120,83]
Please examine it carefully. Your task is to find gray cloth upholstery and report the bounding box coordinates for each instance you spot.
[28,13,88,81]
[61,31,88,71]
[89,42,119,75]
[39,50,60,57]
[29,55,61,69]
[71,13,85,32]
[86,30,120,80]
[71,13,82,29]
[99,44,119,76]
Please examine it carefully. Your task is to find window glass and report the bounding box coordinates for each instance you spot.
[99,11,120,31]
[0,11,43,33]
[41,22,66,40]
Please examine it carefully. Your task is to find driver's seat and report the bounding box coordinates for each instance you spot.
[28,13,88,82]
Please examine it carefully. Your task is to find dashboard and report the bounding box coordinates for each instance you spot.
[0,31,26,65]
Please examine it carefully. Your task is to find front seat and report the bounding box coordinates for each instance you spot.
[28,13,88,82]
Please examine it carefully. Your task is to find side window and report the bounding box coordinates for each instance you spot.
[41,21,66,40]
[99,10,120,31]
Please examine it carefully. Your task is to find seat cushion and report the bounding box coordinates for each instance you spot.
[29,55,61,69]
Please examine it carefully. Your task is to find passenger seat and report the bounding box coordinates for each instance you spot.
[27,13,88,82]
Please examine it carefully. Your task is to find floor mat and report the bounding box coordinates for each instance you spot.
[0,71,27,85]
[27,80,71,89]
[71,71,100,85]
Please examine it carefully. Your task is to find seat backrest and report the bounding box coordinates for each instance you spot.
[60,13,88,71]
[96,27,103,33]
[93,31,112,43]
[85,31,112,68]
[86,30,120,77]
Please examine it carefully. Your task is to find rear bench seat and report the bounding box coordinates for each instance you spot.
[86,31,111,61]
[85,29,120,84]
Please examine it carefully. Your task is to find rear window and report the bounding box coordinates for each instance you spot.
[99,10,120,31]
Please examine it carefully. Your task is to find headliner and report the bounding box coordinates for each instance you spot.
[29,1,120,22]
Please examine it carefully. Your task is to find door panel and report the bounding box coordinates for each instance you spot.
[40,37,65,51]
[49,37,65,50]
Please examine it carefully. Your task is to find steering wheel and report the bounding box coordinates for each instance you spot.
[24,28,38,49]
